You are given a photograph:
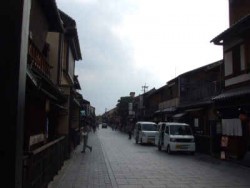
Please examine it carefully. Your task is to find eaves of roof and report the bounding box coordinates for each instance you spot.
[211,14,250,45]
[39,0,64,32]
[82,98,90,105]
[59,10,82,61]
[27,66,67,103]
[74,75,81,90]
[143,88,156,97]
[154,107,177,114]
[179,100,212,110]
[179,60,223,77]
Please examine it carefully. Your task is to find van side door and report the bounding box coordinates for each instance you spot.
[163,125,170,148]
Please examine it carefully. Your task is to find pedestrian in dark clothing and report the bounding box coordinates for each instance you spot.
[81,125,92,153]
[128,122,134,140]
[128,130,132,139]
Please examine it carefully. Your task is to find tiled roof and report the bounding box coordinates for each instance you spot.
[212,86,250,101]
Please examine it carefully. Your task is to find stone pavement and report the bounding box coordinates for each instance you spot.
[48,130,117,188]
[48,128,250,188]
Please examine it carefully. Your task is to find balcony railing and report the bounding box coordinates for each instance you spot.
[28,40,51,79]
[22,136,68,188]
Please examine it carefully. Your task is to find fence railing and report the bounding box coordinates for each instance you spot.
[180,81,222,104]
[22,136,68,188]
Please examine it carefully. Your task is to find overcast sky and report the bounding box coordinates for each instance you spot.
[56,0,229,115]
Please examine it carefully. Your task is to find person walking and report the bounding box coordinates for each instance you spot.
[81,125,92,153]
[128,121,134,140]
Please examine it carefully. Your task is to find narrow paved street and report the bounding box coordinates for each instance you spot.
[49,127,250,188]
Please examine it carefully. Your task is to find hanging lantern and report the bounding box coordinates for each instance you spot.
[239,113,248,122]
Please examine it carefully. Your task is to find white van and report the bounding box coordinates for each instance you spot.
[134,121,157,144]
[157,122,195,154]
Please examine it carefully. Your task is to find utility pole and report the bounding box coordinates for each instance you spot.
[141,83,148,93]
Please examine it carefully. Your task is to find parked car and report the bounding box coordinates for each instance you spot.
[102,123,108,128]
[157,122,195,155]
[134,121,157,144]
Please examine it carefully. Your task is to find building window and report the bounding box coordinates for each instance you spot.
[232,45,241,75]
[224,44,245,77]
[240,44,246,71]
[224,51,233,76]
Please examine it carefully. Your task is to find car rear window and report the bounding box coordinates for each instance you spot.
[142,124,157,131]
[170,125,192,135]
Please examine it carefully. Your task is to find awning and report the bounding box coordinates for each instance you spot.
[185,108,203,112]
[163,107,176,112]
[40,88,58,101]
[52,103,68,111]
[154,110,161,114]
[27,65,67,102]
[27,68,58,101]
[154,107,176,114]
[172,112,186,118]
[73,98,81,107]
[26,67,38,86]
[212,86,250,102]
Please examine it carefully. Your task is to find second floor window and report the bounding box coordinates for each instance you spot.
[224,43,246,77]
[232,45,242,75]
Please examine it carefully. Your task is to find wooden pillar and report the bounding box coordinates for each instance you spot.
[0,1,30,187]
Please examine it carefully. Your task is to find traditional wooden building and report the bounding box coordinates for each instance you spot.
[211,0,250,160]
[23,2,83,188]
[153,84,177,122]
[177,61,224,155]
[160,78,180,122]
[139,88,157,121]
[46,9,82,155]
